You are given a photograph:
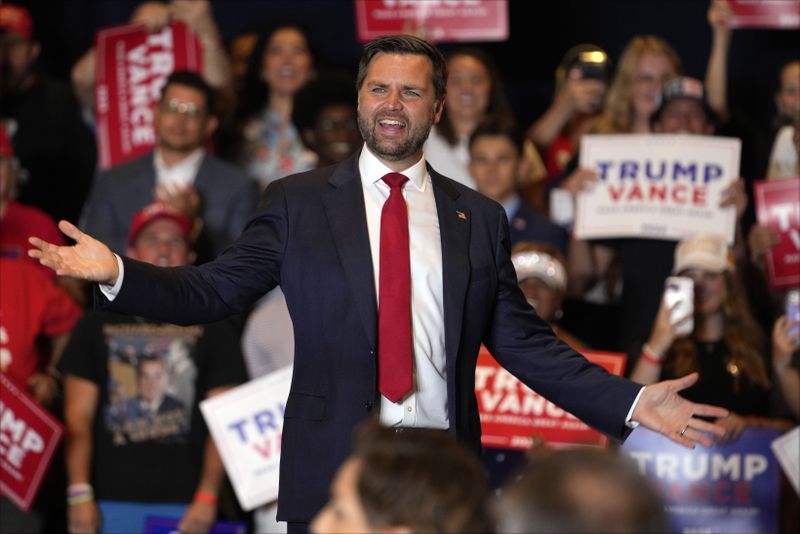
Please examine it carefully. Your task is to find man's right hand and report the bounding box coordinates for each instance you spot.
[68,500,100,534]
[28,221,119,286]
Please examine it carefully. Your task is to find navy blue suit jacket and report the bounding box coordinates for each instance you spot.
[100,153,640,522]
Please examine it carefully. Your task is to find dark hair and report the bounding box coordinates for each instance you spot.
[352,420,493,533]
[356,34,447,106]
[136,354,165,374]
[437,47,513,146]
[160,70,216,116]
[291,70,357,133]
[235,20,318,121]
[469,115,524,154]
[496,448,667,533]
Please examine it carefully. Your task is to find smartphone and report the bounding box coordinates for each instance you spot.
[786,289,800,337]
[664,276,694,337]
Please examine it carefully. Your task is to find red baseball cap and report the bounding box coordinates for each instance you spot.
[0,124,12,158]
[127,202,193,246]
[0,4,33,40]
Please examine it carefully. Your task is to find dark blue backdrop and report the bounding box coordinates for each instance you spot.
[15,0,800,138]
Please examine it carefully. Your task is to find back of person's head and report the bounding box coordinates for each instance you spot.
[160,70,216,116]
[598,35,683,133]
[312,419,493,534]
[356,34,448,106]
[495,448,666,533]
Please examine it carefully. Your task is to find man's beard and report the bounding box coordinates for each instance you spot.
[357,111,434,162]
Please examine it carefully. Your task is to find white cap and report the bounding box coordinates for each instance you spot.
[512,250,567,291]
[673,233,733,274]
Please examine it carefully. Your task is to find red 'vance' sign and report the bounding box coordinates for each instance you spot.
[475,347,626,450]
[727,0,800,29]
[354,0,508,42]
[0,373,63,511]
[755,178,800,288]
[95,21,203,170]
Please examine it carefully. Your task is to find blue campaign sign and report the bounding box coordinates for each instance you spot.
[144,516,248,534]
[621,427,781,534]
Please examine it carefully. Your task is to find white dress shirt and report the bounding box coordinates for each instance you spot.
[359,146,449,429]
[153,148,205,188]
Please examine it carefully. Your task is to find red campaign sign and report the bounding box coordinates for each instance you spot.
[755,178,800,288]
[0,373,63,512]
[354,0,508,42]
[95,21,203,170]
[475,347,626,450]
[727,0,800,29]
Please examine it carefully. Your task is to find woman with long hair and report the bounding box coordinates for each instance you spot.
[227,21,318,188]
[424,47,513,189]
[591,35,682,135]
[631,233,792,442]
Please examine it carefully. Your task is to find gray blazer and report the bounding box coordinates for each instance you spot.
[79,152,259,257]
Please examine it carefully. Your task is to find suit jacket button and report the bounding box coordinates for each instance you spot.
[364,401,373,411]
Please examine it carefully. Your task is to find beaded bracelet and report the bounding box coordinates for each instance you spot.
[67,483,94,506]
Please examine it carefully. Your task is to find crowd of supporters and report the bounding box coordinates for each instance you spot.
[1,1,797,533]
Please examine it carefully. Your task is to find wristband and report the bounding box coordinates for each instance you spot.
[194,490,218,507]
[67,483,94,506]
[640,344,664,366]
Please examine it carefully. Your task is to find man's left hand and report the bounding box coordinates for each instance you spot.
[632,373,729,448]
[177,500,215,534]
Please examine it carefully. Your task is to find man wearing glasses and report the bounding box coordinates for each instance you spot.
[79,70,258,262]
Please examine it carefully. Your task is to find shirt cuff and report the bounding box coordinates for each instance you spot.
[625,386,646,429]
[98,254,125,301]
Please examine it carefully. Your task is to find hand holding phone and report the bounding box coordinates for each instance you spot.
[664,276,694,337]
[786,289,800,338]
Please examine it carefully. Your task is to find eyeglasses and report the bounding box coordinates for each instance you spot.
[160,99,207,119]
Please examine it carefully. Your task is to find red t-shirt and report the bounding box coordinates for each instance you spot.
[0,258,82,386]
[0,201,65,279]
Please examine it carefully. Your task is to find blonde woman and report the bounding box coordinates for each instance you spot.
[591,35,682,135]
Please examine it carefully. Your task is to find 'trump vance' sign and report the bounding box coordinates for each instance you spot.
[476,347,626,450]
[0,373,63,511]
[95,21,203,169]
[575,134,740,243]
[622,427,781,534]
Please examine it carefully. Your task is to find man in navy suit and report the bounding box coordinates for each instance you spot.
[31,36,728,532]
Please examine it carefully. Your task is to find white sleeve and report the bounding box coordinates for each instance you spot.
[98,254,125,301]
[625,386,646,429]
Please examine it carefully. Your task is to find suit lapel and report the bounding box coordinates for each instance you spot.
[322,156,378,349]
[429,167,470,372]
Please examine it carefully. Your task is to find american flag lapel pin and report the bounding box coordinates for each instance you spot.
[456,210,467,220]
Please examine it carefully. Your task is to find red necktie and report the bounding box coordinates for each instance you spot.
[378,172,413,403]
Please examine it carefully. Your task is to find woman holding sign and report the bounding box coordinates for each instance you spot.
[631,233,793,443]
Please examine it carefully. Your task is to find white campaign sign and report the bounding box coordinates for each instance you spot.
[575,134,740,243]
[200,366,292,511]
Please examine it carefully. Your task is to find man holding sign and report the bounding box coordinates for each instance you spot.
[30,36,730,531]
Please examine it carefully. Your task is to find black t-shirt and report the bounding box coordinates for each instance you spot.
[58,311,247,503]
[662,339,770,417]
